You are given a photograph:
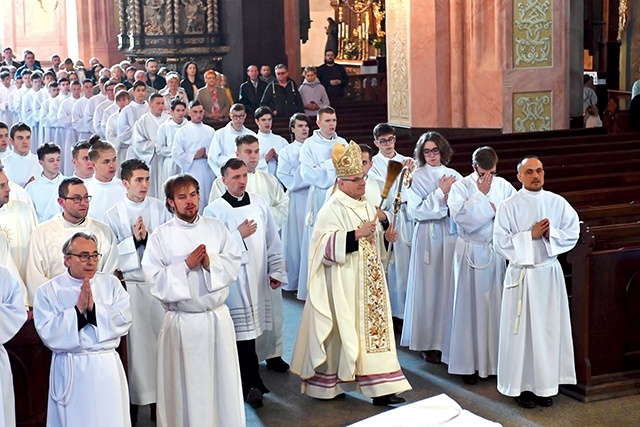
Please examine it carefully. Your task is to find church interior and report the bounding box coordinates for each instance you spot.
[2,0,640,425]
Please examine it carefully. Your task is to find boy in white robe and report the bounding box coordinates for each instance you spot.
[208,135,288,229]
[84,76,108,135]
[71,80,95,142]
[130,93,169,198]
[10,70,30,124]
[57,81,82,176]
[85,140,127,221]
[25,142,67,221]
[291,141,411,405]
[298,106,347,300]
[106,90,132,174]
[155,98,187,189]
[254,106,289,179]
[0,265,28,427]
[20,71,43,150]
[172,100,214,212]
[117,81,149,158]
[7,75,24,126]
[0,72,15,127]
[277,114,311,292]
[369,124,415,326]
[493,156,579,408]
[0,122,11,161]
[92,80,116,138]
[141,174,245,427]
[400,132,462,365]
[99,83,126,139]
[47,78,70,161]
[33,232,132,427]
[105,159,171,424]
[203,159,287,408]
[25,177,118,304]
[447,146,516,384]
[207,103,256,177]
[38,81,60,146]
[3,122,41,187]
[70,140,95,181]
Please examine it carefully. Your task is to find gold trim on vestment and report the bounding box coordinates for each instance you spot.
[360,233,391,353]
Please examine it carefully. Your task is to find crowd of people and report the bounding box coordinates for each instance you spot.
[0,48,580,427]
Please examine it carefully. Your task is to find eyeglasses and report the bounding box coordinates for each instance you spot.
[231,114,246,120]
[422,148,440,156]
[275,71,287,76]
[376,135,396,145]
[61,195,92,204]
[66,252,102,262]
[340,175,367,183]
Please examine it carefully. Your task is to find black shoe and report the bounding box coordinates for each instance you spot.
[535,395,553,407]
[130,404,139,426]
[149,403,156,422]
[372,394,406,406]
[462,373,478,385]
[420,350,442,364]
[246,388,264,408]
[392,317,404,334]
[266,356,290,373]
[514,391,537,409]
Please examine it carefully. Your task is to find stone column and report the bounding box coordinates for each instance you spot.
[387,0,570,132]
[74,0,124,66]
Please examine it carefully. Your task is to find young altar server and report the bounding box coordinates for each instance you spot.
[84,139,127,221]
[116,81,149,160]
[172,100,214,212]
[207,103,256,178]
[105,159,171,424]
[277,113,311,292]
[130,93,169,198]
[447,146,516,384]
[155,98,187,189]
[25,142,67,221]
[298,105,347,300]
[254,106,289,179]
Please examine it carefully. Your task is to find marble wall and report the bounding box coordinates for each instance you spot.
[2,0,122,67]
[386,0,570,132]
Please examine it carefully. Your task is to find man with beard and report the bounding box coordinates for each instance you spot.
[316,50,349,99]
[141,174,245,426]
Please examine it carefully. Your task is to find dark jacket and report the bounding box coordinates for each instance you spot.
[316,63,349,99]
[180,77,206,101]
[238,79,268,115]
[147,73,167,91]
[260,79,304,118]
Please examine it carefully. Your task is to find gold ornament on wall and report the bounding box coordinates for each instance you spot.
[37,0,59,12]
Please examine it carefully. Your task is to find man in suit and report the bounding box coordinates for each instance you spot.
[239,65,267,115]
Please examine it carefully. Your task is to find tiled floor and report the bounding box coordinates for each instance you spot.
[136,292,640,427]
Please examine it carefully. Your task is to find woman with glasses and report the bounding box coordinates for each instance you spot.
[400,132,462,366]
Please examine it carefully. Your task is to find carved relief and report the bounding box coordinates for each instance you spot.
[513,0,553,68]
[386,0,410,126]
[513,91,552,132]
[181,0,206,34]
[144,0,169,35]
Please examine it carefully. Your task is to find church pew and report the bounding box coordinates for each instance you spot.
[577,202,640,226]
[560,185,640,208]
[563,222,640,401]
